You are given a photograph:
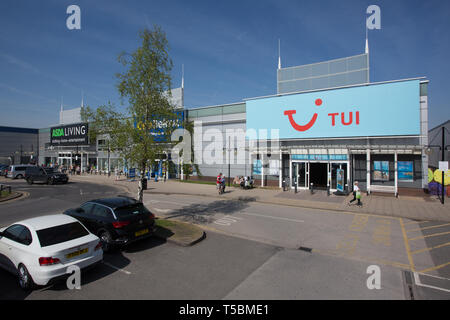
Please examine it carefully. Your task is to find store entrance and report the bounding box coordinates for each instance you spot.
[309,163,328,189]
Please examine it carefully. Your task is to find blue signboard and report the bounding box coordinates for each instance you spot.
[292,154,348,161]
[129,168,136,179]
[134,110,184,142]
[398,161,414,181]
[253,159,262,175]
[246,80,420,139]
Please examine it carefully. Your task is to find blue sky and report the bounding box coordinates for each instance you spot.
[0,0,449,129]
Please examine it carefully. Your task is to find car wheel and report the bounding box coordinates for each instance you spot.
[18,264,34,290]
[47,177,54,185]
[16,174,23,179]
[99,231,113,253]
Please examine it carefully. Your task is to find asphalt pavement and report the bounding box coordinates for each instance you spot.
[0,176,449,299]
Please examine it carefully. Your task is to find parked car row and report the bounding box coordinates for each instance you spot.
[0,196,156,290]
[1,164,69,185]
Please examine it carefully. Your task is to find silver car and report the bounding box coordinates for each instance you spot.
[6,164,36,179]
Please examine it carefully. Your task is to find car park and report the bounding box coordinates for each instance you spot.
[25,166,69,185]
[64,196,156,252]
[0,214,103,290]
[6,164,36,179]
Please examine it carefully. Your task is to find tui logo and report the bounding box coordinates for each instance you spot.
[284,99,322,132]
[284,98,360,132]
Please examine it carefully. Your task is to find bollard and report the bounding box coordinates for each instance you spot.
[310,182,314,195]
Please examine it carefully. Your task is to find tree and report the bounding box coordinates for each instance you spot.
[115,25,179,202]
[83,25,180,202]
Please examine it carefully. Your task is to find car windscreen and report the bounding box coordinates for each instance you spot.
[114,203,151,219]
[36,222,89,247]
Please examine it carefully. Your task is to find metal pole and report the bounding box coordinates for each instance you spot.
[442,127,445,205]
[228,136,231,187]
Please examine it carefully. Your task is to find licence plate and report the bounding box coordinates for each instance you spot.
[135,229,149,237]
[66,248,88,259]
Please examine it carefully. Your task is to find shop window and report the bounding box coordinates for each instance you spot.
[353,156,366,182]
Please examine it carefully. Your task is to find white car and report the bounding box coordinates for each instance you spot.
[0,214,103,290]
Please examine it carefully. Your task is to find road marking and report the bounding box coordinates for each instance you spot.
[408,231,450,241]
[312,248,411,270]
[102,262,131,275]
[214,216,243,226]
[411,242,450,255]
[400,218,416,272]
[404,220,428,225]
[418,262,450,274]
[152,208,172,213]
[237,211,304,223]
[407,223,450,233]
[413,272,450,293]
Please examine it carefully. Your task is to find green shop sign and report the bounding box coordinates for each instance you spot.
[49,123,89,146]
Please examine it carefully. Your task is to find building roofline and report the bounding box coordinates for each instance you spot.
[278,52,368,71]
[0,126,38,134]
[244,77,427,102]
[185,101,245,112]
[428,119,450,132]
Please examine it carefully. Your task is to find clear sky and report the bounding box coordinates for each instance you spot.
[0,0,449,129]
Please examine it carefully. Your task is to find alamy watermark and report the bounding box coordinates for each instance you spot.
[66,5,81,30]
[366,265,381,290]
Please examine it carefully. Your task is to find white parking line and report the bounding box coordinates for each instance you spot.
[102,262,132,275]
[152,208,172,213]
[214,216,243,226]
[237,212,304,223]
[413,272,450,293]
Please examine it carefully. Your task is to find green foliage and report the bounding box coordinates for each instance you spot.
[113,26,179,173]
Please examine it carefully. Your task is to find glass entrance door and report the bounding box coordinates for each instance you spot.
[291,161,307,188]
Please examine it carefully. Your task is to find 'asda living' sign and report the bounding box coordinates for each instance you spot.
[50,123,88,146]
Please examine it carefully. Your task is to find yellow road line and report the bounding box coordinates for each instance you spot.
[408,231,450,241]
[418,262,450,274]
[312,248,411,270]
[411,242,450,255]
[407,223,450,233]
[400,218,415,272]
[404,220,428,225]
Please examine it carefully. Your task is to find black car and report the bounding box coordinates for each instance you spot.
[25,166,68,185]
[63,196,156,252]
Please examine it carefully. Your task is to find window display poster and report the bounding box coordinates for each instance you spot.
[398,161,413,181]
[373,161,389,181]
[253,159,262,175]
[337,169,344,192]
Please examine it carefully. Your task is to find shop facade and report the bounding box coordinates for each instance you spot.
[187,77,429,196]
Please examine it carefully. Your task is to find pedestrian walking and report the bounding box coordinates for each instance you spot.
[349,181,362,206]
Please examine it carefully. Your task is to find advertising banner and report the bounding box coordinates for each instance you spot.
[246,79,420,139]
[337,169,344,192]
[373,161,389,181]
[134,110,184,142]
[50,123,88,146]
[398,161,414,181]
[253,159,262,175]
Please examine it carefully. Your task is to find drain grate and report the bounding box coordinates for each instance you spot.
[298,246,312,252]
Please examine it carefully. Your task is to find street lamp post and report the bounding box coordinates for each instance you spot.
[223,136,237,187]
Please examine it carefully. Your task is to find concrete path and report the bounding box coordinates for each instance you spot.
[69,174,450,222]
